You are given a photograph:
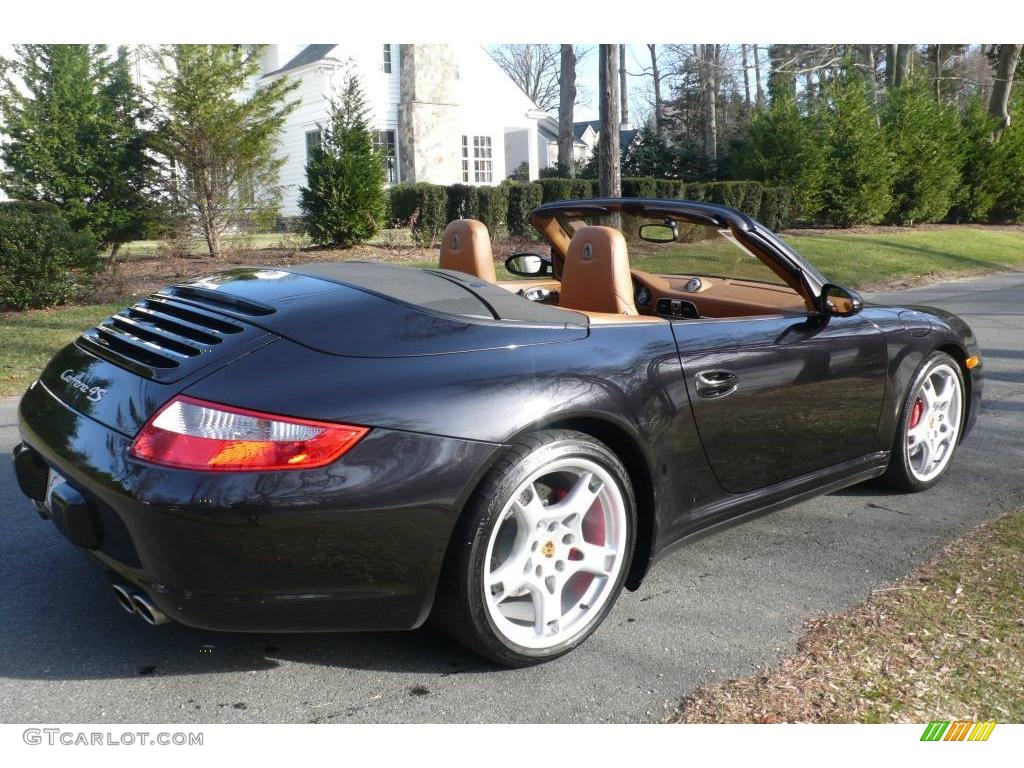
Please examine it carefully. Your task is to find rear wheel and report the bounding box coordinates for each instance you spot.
[433,430,635,666]
[881,351,965,491]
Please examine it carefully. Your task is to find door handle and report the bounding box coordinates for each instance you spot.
[695,369,737,398]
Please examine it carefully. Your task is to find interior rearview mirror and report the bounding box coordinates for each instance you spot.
[820,284,863,317]
[638,222,678,243]
[505,253,552,278]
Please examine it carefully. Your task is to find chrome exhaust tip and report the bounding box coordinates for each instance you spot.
[130,593,169,626]
[111,583,137,615]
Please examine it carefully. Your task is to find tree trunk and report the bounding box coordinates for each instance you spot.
[741,44,751,108]
[863,45,878,107]
[648,44,663,137]
[989,43,1023,140]
[598,44,621,199]
[886,44,898,88]
[894,44,912,87]
[696,44,718,167]
[753,44,764,106]
[619,45,629,128]
[557,44,576,173]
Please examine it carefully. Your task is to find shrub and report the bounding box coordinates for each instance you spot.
[951,99,1003,223]
[621,177,659,198]
[299,73,387,247]
[476,184,510,238]
[759,187,794,230]
[0,204,100,310]
[446,184,478,222]
[884,82,962,225]
[990,100,1024,222]
[506,181,543,237]
[538,178,576,203]
[409,183,449,246]
[655,179,685,199]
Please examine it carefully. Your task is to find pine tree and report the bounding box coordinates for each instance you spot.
[151,45,298,258]
[991,99,1024,222]
[732,94,826,219]
[951,98,1003,222]
[0,45,158,252]
[815,72,894,227]
[884,81,962,225]
[299,71,387,246]
[622,122,679,178]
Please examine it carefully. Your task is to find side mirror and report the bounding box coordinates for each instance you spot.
[820,284,863,317]
[505,252,552,278]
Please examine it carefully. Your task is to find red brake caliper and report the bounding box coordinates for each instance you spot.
[907,398,923,443]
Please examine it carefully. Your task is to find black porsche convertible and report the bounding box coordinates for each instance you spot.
[13,198,982,666]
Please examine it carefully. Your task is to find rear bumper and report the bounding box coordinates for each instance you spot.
[15,381,497,632]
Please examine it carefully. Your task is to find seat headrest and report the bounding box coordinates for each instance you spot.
[439,219,496,283]
[558,225,637,316]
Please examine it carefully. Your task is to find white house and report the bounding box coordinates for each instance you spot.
[256,44,549,217]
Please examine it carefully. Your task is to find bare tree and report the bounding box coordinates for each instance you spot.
[490,44,560,111]
[620,46,629,128]
[741,44,752,108]
[989,43,1023,140]
[557,44,576,172]
[598,44,621,198]
[753,44,764,105]
[694,44,720,164]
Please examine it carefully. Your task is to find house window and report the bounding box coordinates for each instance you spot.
[305,129,322,160]
[375,129,398,184]
[382,44,392,74]
[461,135,470,182]
[472,135,492,183]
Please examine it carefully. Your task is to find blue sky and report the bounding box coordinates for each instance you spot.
[558,45,656,124]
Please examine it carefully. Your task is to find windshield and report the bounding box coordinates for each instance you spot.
[557,213,789,286]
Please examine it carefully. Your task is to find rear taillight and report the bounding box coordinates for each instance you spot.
[130,396,368,471]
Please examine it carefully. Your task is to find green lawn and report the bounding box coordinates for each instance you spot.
[1,303,124,397]
[782,227,1024,288]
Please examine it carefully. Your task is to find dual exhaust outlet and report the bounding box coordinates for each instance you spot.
[111,583,169,626]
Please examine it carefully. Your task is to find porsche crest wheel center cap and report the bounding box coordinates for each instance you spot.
[541,540,556,558]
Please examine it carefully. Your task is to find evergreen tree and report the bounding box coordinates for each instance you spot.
[950,98,1002,223]
[0,45,159,252]
[622,122,679,178]
[815,72,894,226]
[299,71,388,246]
[151,45,298,258]
[991,99,1024,222]
[883,81,962,224]
[732,94,826,219]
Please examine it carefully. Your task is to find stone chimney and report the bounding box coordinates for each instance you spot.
[398,45,461,184]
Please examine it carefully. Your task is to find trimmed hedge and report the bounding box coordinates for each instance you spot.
[0,203,101,310]
[387,178,797,246]
[476,184,510,238]
[506,181,543,236]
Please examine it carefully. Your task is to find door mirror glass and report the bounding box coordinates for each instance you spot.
[638,222,677,243]
[821,284,863,317]
[505,252,552,277]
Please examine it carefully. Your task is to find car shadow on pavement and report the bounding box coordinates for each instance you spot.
[0,461,493,683]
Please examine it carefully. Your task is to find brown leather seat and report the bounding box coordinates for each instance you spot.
[558,226,637,315]
[439,219,497,283]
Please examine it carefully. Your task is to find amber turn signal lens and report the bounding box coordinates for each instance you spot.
[965,355,981,369]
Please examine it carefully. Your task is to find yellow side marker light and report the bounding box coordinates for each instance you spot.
[965,355,980,370]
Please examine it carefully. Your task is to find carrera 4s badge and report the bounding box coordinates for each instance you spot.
[60,369,107,403]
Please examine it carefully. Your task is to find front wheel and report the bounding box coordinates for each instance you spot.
[881,351,965,491]
[433,430,636,667]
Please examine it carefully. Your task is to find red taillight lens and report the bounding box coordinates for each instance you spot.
[130,396,369,472]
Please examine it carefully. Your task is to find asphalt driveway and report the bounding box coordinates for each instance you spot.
[1,272,1022,723]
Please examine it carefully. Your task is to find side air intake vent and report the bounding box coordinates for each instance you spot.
[78,295,258,380]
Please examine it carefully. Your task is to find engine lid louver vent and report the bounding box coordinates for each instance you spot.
[77,295,264,381]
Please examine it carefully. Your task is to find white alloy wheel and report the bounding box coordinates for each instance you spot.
[482,457,628,650]
[904,361,963,483]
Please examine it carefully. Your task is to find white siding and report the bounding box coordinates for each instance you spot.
[505,129,531,177]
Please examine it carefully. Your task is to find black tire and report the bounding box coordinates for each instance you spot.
[432,429,636,667]
[881,351,965,492]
